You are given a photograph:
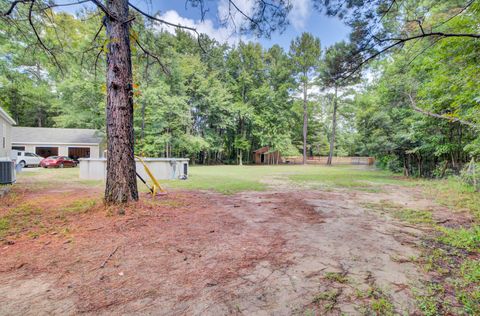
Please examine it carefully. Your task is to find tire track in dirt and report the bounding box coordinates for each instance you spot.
[220,189,425,315]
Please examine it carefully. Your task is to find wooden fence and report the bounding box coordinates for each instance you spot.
[284,156,375,165]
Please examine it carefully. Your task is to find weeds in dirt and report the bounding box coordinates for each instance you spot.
[324,272,349,284]
[63,198,97,214]
[313,289,340,303]
[362,179,480,315]
[0,196,100,240]
[356,286,395,316]
[0,203,42,238]
[362,200,433,224]
[437,226,480,252]
[393,208,434,224]
[141,198,186,208]
[312,289,341,312]
[0,218,10,237]
[424,178,480,220]
[414,281,448,316]
[457,259,480,314]
[362,200,403,213]
[460,259,480,283]
[414,228,480,314]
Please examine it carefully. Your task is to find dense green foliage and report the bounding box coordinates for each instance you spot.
[0,7,346,164]
[352,0,480,177]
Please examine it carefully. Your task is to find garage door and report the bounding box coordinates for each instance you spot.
[68,147,90,160]
[36,147,59,158]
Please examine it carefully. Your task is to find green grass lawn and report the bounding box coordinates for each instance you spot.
[15,164,413,194]
[15,167,103,190]
[163,164,413,194]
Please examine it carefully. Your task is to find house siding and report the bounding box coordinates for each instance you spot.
[0,116,13,160]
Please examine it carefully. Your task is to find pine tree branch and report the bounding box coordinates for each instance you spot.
[2,0,31,16]
[27,0,64,75]
[90,0,116,20]
[133,37,170,76]
[346,31,480,78]
[407,92,479,130]
[127,1,206,53]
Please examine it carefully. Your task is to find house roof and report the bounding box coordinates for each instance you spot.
[0,107,16,125]
[12,127,103,145]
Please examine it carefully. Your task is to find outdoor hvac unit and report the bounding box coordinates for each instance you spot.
[0,160,16,184]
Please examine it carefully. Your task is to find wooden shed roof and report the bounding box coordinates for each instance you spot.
[253,146,270,154]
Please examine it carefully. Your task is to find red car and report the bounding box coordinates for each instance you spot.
[40,156,77,168]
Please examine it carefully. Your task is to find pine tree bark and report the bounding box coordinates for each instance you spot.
[302,82,308,165]
[327,86,338,166]
[104,0,138,204]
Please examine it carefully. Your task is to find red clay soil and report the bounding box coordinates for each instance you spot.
[0,188,297,314]
[0,184,456,315]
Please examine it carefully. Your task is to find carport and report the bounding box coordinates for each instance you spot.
[68,147,90,160]
[36,147,58,158]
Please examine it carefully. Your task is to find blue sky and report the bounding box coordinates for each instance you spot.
[61,0,350,50]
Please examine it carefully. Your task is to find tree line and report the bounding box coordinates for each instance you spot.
[0,6,360,166]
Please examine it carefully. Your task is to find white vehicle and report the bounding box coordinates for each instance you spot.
[12,150,43,167]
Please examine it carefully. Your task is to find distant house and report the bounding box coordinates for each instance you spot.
[0,107,16,160]
[253,146,282,164]
[12,127,104,159]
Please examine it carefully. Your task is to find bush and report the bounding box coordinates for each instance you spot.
[432,163,456,178]
[460,159,480,191]
[376,155,403,173]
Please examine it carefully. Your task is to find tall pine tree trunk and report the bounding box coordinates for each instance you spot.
[104,0,138,204]
[302,82,308,165]
[327,86,338,166]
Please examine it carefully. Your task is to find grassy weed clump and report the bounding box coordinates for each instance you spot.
[356,286,395,316]
[438,226,480,252]
[324,272,349,284]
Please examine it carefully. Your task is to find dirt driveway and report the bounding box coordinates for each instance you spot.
[0,179,456,315]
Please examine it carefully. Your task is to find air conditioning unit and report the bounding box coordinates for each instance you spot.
[0,160,16,184]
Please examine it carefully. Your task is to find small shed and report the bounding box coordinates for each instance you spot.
[253,146,282,164]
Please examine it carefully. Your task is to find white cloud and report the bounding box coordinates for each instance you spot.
[217,0,255,30]
[154,0,312,44]
[154,5,251,45]
[288,0,312,29]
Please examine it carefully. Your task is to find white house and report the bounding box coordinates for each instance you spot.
[0,107,16,161]
[12,127,104,159]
